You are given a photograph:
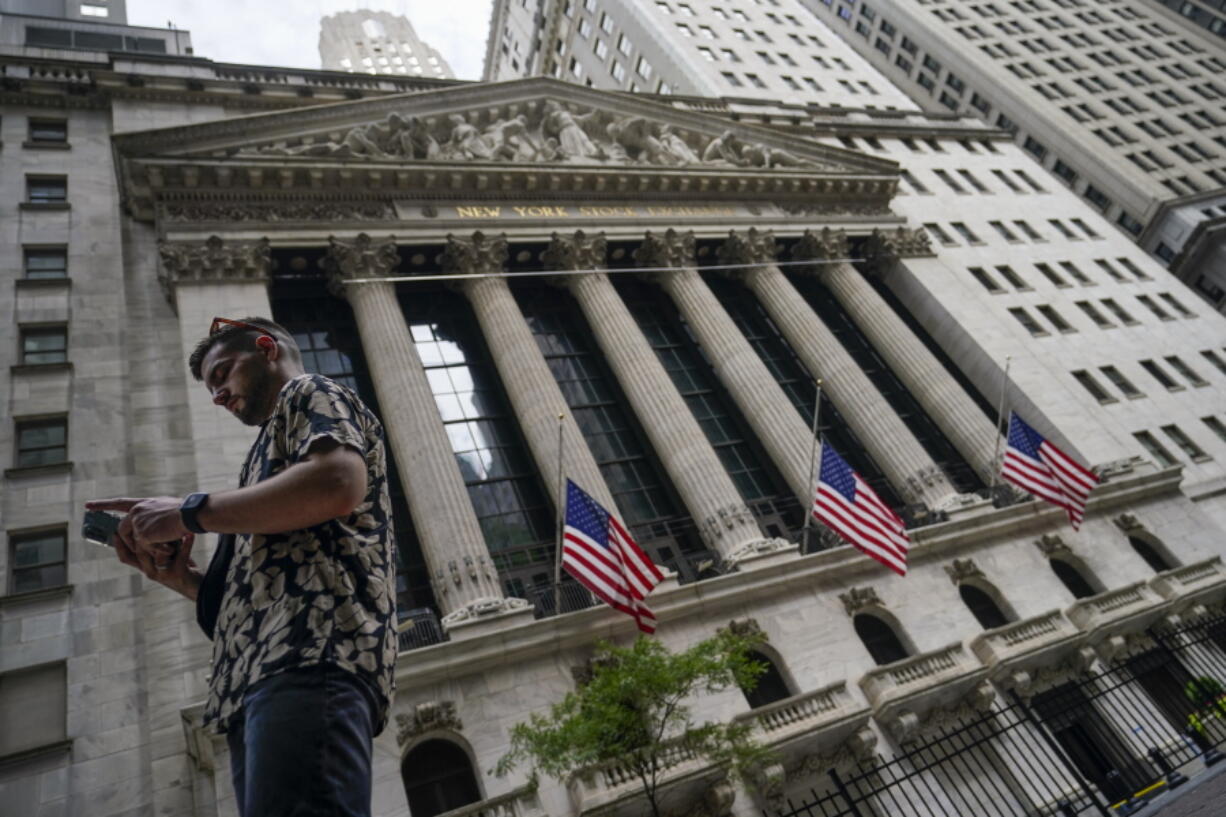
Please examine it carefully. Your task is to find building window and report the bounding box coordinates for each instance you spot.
[1023,136,1048,159]
[1074,301,1113,328]
[741,651,793,708]
[1073,370,1113,402]
[854,614,909,665]
[1100,299,1137,325]
[1083,185,1111,212]
[80,2,109,16]
[1009,307,1048,336]
[1159,293,1195,318]
[968,266,1003,293]
[951,222,982,244]
[20,326,68,365]
[995,265,1028,290]
[1038,305,1075,333]
[27,119,67,144]
[1117,258,1149,281]
[1140,359,1180,391]
[1164,355,1208,387]
[1034,263,1068,288]
[15,417,68,468]
[1136,295,1173,321]
[1162,425,1209,461]
[9,528,67,594]
[401,739,481,817]
[1100,366,1143,398]
[923,223,956,246]
[960,584,1012,629]
[1050,558,1098,599]
[1200,350,1226,377]
[26,176,67,203]
[1203,416,1226,444]
[0,662,67,757]
[23,247,67,279]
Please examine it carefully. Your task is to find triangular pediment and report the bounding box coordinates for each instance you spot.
[114,78,901,223]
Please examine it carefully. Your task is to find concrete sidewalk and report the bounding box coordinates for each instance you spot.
[1132,760,1226,817]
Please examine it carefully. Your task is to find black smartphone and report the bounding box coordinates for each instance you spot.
[83,509,121,547]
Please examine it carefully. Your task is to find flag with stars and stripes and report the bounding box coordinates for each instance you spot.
[813,442,911,576]
[1001,412,1099,530]
[562,479,665,634]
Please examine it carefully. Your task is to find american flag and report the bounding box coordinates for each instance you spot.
[813,443,910,576]
[562,479,665,634]
[1001,412,1099,530]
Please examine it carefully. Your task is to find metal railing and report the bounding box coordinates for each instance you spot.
[396,607,447,652]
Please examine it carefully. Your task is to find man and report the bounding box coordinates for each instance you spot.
[86,316,395,817]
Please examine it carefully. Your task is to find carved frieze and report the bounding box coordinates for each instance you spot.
[1113,513,1144,533]
[716,228,778,266]
[839,586,883,617]
[725,617,764,640]
[791,227,850,263]
[162,201,393,223]
[542,230,608,271]
[1034,533,1071,558]
[157,235,271,305]
[633,228,697,269]
[861,227,935,275]
[440,231,510,275]
[777,201,890,217]
[395,700,463,746]
[944,558,985,585]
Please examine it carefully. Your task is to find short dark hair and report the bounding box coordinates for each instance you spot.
[188,316,298,381]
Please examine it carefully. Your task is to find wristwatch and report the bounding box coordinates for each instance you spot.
[180,492,210,534]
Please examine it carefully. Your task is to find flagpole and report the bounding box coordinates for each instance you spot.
[801,378,823,554]
[553,412,565,616]
[990,356,1012,492]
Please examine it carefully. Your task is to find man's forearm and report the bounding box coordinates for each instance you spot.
[197,453,366,535]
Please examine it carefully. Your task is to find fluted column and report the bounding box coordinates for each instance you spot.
[442,231,618,514]
[327,233,528,631]
[544,231,774,564]
[799,227,1000,486]
[727,229,954,509]
[159,235,272,495]
[636,229,815,507]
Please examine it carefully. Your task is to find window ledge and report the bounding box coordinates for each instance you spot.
[1097,398,1120,405]
[4,461,72,479]
[22,141,70,150]
[0,584,72,607]
[1193,455,1214,464]
[19,202,70,211]
[10,362,72,375]
[1126,394,1147,400]
[15,278,71,290]
[0,739,72,769]
[1166,386,1187,393]
[1059,328,1079,334]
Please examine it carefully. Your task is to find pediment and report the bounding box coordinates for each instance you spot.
[114,77,901,223]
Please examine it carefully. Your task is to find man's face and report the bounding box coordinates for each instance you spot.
[201,340,278,427]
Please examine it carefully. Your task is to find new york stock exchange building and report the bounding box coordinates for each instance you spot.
[8,61,1226,817]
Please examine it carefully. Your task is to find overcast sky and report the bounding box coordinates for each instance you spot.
[127,0,493,79]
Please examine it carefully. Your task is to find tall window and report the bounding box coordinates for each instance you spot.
[854,614,910,666]
[26,176,66,203]
[16,417,67,468]
[741,650,792,708]
[1050,558,1097,599]
[1129,536,1174,573]
[9,528,67,594]
[960,584,1011,629]
[23,247,67,279]
[402,739,482,817]
[0,662,67,757]
[20,326,67,365]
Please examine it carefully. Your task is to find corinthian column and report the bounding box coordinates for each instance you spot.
[725,229,954,509]
[544,231,777,566]
[159,235,272,494]
[442,231,617,513]
[636,229,815,507]
[326,233,529,633]
[797,227,1000,486]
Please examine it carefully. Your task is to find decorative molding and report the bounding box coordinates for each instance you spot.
[777,201,890,217]
[441,231,510,275]
[395,700,462,746]
[791,227,850,263]
[839,586,883,617]
[157,235,271,305]
[1113,513,1144,534]
[944,558,985,585]
[863,227,936,269]
[542,229,608,271]
[725,617,764,641]
[723,537,795,567]
[161,201,394,223]
[698,502,756,548]
[439,595,532,627]
[325,233,400,297]
[1034,533,1071,558]
[633,228,696,269]
[716,228,778,266]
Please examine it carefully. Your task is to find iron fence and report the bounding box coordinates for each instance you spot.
[768,611,1226,817]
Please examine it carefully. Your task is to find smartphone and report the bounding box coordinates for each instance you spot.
[82,509,121,547]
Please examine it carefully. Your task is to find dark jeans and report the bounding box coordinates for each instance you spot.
[226,665,376,817]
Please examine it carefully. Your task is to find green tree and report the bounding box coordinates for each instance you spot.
[495,630,776,817]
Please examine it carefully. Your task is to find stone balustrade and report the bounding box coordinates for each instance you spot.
[438,786,544,817]
[859,642,988,730]
[1150,557,1226,607]
[969,610,1087,693]
[567,737,728,817]
[1065,581,1170,634]
[732,681,871,766]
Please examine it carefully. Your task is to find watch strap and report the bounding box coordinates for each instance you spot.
[180,492,210,534]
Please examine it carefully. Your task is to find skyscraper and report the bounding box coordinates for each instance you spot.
[320,9,455,79]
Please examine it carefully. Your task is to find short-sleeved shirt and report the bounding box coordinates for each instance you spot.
[202,373,396,735]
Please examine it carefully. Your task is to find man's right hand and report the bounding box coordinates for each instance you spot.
[114,530,203,601]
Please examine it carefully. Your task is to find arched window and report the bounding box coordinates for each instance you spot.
[1129,536,1174,574]
[742,650,792,709]
[960,584,1012,629]
[1050,559,1097,600]
[854,614,910,666]
[402,739,481,817]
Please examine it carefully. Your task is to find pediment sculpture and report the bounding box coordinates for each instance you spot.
[238,99,832,170]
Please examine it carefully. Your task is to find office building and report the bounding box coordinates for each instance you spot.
[321,10,456,79]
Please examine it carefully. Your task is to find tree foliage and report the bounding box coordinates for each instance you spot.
[495,630,776,817]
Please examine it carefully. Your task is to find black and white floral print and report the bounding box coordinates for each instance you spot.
[203,374,396,735]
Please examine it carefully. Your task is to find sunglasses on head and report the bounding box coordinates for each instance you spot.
[209,317,275,338]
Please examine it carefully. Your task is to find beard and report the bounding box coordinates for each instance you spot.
[236,369,277,426]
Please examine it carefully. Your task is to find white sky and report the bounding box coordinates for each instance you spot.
[126,0,493,79]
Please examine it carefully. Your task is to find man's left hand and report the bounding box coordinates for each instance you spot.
[85,496,189,553]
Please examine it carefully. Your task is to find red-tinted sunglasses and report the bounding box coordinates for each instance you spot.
[210,316,274,338]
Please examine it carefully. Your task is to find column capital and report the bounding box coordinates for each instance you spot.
[440,231,509,276]
[157,235,270,304]
[326,233,400,297]
[633,228,696,270]
[863,227,936,275]
[716,228,778,267]
[542,229,608,272]
[791,227,850,265]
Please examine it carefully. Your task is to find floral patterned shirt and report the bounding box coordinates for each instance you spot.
[203,373,396,735]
